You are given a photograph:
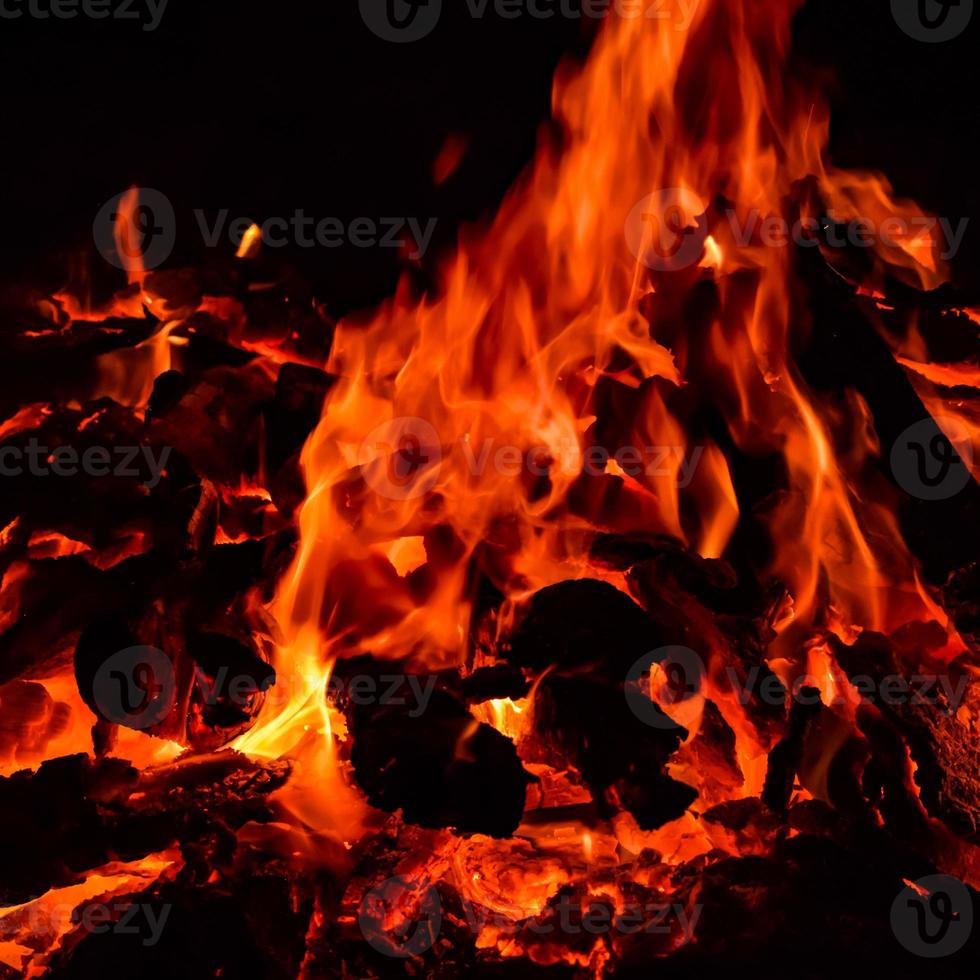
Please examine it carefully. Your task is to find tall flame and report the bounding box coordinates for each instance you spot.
[240,0,958,835]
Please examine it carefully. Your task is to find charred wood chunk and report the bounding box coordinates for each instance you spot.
[833,630,980,839]
[701,797,782,851]
[263,363,336,516]
[168,320,258,374]
[2,547,180,687]
[628,560,787,740]
[945,562,980,653]
[191,533,298,612]
[146,370,190,423]
[349,689,531,838]
[266,363,336,464]
[887,684,980,841]
[1,309,159,361]
[0,749,290,910]
[74,617,151,729]
[0,680,72,768]
[0,754,136,906]
[505,579,667,677]
[145,364,275,486]
[461,664,529,705]
[591,533,738,606]
[659,834,945,975]
[533,673,696,830]
[186,632,276,749]
[0,401,200,546]
[678,699,744,802]
[72,546,285,747]
[761,689,823,813]
[131,751,291,816]
[588,532,687,571]
[144,267,205,315]
[1,558,116,685]
[46,876,310,980]
[243,287,335,364]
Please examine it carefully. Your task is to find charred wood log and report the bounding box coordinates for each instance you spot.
[834,630,980,841]
[504,579,670,678]
[0,751,290,908]
[348,686,531,839]
[461,664,530,705]
[945,562,980,654]
[796,247,980,583]
[531,673,697,830]
[761,688,823,812]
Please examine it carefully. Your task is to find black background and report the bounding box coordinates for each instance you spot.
[0,0,977,315]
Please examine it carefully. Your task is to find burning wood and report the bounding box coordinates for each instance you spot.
[1,0,980,976]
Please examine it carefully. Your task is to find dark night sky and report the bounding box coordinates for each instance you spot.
[0,0,977,313]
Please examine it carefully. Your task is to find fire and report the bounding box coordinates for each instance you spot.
[4,0,976,970]
[241,0,960,818]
